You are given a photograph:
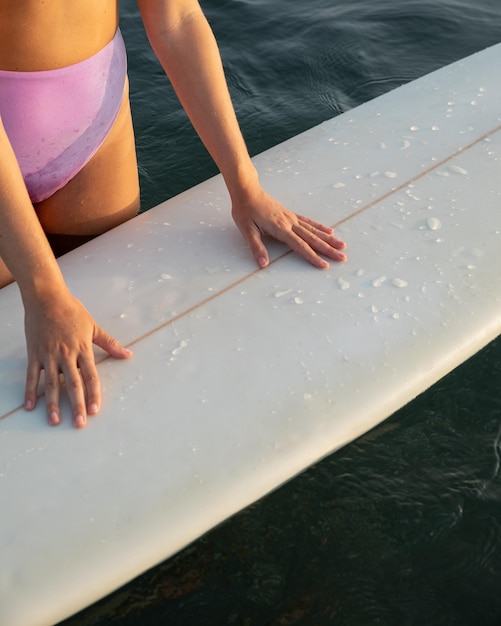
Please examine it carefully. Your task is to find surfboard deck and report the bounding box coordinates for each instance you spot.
[1,43,501,626]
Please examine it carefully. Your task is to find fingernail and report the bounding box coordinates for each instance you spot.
[88,403,99,415]
[74,415,86,429]
[49,411,60,426]
[25,400,34,411]
[258,257,268,268]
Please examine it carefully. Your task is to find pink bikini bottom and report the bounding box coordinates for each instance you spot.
[0,29,127,203]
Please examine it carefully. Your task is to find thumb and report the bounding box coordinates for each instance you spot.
[93,325,133,359]
[240,221,269,269]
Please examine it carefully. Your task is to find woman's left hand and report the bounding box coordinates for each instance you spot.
[231,187,347,269]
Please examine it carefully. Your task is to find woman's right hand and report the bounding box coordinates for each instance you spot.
[23,289,132,428]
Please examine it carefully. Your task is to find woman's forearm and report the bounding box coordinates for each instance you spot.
[0,118,132,428]
[0,119,67,301]
[137,0,259,202]
[137,0,347,270]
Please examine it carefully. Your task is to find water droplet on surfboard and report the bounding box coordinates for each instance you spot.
[427,217,442,231]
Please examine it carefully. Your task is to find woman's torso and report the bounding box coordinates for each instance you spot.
[0,0,119,71]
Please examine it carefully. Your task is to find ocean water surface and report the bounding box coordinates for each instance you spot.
[61,0,501,624]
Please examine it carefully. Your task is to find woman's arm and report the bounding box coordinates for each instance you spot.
[0,120,131,428]
[136,0,347,268]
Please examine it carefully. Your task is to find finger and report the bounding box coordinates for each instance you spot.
[296,214,334,235]
[61,362,87,429]
[237,220,269,268]
[293,222,347,262]
[297,217,347,250]
[78,352,101,417]
[274,226,331,269]
[93,326,133,359]
[43,362,62,427]
[254,213,329,267]
[24,357,41,412]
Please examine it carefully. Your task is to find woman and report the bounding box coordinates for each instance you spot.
[0,0,346,428]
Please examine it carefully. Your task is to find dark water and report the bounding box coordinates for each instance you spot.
[61,1,501,624]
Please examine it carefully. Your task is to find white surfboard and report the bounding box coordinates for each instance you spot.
[1,43,501,626]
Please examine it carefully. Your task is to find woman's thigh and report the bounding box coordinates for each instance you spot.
[35,84,140,236]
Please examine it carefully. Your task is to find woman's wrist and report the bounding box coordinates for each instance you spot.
[223,160,262,206]
[18,263,69,309]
